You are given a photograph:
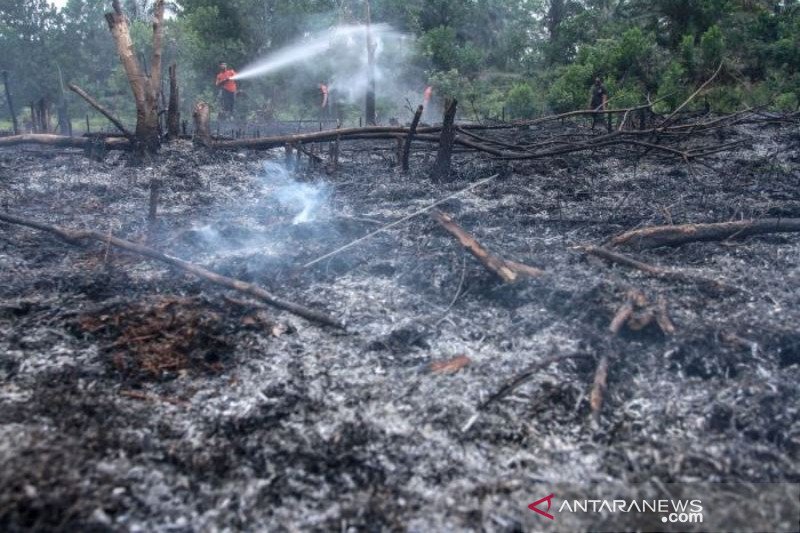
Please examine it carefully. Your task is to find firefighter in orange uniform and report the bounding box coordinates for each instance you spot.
[215,62,238,119]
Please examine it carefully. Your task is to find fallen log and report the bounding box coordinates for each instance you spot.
[0,134,129,150]
[0,212,343,329]
[610,219,800,249]
[432,210,544,283]
[211,126,416,150]
[296,143,324,164]
[192,119,724,164]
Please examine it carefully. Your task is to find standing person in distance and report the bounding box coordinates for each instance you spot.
[589,77,610,132]
[216,62,238,121]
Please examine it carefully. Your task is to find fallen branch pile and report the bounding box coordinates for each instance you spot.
[3,104,793,172]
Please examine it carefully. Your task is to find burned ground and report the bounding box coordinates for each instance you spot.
[1,121,799,531]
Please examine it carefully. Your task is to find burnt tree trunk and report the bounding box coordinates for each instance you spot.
[432,98,458,181]
[29,100,50,133]
[56,67,72,136]
[364,0,377,126]
[402,105,423,173]
[167,63,180,140]
[29,103,37,133]
[1,71,19,135]
[39,99,51,133]
[105,0,165,156]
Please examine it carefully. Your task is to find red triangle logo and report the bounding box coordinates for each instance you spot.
[528,493,555,520]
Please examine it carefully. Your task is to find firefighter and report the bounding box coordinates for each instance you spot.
[215,62,238,119]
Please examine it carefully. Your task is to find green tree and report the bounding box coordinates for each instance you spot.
[0,0,64,104]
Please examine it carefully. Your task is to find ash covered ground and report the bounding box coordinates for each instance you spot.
[1,121,799,531]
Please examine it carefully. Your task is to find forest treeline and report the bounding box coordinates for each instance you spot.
[1,0,799,126]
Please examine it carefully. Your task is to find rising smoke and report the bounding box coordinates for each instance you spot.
[261,161,329,225]
[181,161,334,269]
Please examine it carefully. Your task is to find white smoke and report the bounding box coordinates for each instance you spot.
[262,161,329,225]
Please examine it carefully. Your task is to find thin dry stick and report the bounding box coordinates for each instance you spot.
[574,245,727,290]
[103,223,113,265]
[659,63,723,129]
[0,212,343,328]
[302,173,500,269]
[462,352,594,432]
[589,355,609,420]
[473,353,593,409]
[433,254,468,328]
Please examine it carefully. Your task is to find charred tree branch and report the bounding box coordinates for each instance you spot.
[610,219,800,249]
[0,212,344,329]
[432,210,544,283]
[68,83,133,139]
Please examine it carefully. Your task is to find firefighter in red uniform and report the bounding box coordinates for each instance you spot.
[215,62,237,119]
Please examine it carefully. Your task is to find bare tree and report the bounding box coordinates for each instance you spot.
[105,0,165,155]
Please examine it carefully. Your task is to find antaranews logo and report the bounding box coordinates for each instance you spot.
[528,494,555,520]
[528,494,704,524]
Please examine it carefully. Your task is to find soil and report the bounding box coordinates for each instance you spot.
[1,119,799,531]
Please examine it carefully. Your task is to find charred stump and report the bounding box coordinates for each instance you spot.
[432,99,458,181]
[402,105,423,174]
[192,102,212,147]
